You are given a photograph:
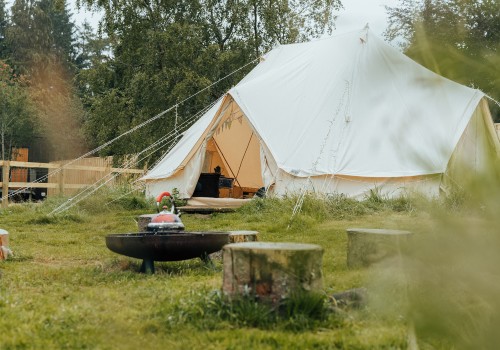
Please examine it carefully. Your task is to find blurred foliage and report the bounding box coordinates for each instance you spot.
[1,0,88,161]
[367,162,500,348]
[385,0,500,121]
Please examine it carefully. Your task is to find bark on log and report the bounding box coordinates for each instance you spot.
[346,228,411,268]
[228,230,259,243]
[136,214,156,232]
[209,231,259,260]
[222,242,323,304]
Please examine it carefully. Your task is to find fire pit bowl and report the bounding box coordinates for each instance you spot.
[105,232,230,273]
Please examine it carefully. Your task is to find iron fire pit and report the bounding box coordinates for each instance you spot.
[105,231,230,273]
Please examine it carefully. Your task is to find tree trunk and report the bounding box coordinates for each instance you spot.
[1,128,5,160]
[222,242,323,304]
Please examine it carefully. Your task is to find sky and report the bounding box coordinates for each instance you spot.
[335,0,400,36]
[71,0,401,38]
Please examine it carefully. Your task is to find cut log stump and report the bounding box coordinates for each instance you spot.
[346,228,411,268]
[222,242,323,304]
[228,230,259,243]
[210,231,259,260]
[136,214,156,232]
[0,229,12,260]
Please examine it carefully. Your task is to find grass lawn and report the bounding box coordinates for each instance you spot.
[0,193,498,349]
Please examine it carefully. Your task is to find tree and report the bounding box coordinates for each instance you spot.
[7,0,77,76]
[385,0,500,120]
[0,61,39,160]
[245,0,341,56]
[6,0,88,160]
[41,0,77,69]
[77,0,342,163]
[0,0,9,59]
[7,0,53,76]
[74,20,110,71]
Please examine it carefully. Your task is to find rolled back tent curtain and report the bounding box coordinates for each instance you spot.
[144,96,264,198]
[143,99,224,198]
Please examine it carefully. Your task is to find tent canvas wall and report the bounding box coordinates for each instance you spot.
[142,28,500,201]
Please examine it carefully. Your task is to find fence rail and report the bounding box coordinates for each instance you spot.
[0,159,144,208]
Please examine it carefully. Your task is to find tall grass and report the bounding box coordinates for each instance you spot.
[160,289,336,332]
[238,191,416,226]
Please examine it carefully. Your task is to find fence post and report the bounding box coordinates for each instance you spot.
[58,165,65,196]
[2,161,10,208]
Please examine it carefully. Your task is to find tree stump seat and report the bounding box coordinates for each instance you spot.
[222,242,323,304]
[136,214,156,232]
[228,230,259,243]
[209,231,259,260]
[346,228,412,268]
[0,229,12,260]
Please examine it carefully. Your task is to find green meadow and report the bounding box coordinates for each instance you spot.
[1,189,499,349]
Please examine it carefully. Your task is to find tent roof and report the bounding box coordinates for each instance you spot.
[143,28,484,181]
[230,28,483,177]
[142,99,223,180]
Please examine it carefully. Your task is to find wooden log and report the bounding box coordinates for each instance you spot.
[346,228,411,268]
[222,242,323,304]
[228,230,259,243]
[0,229,10,260]
[210,231,259,260]
[136,214,156,232]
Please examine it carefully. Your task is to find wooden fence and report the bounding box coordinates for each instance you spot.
[0,157,144,208]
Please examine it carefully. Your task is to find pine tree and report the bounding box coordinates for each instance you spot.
[0,0,9,59]
[42,0,77,69]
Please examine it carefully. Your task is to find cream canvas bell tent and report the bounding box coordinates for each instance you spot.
[142,28,499,203]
